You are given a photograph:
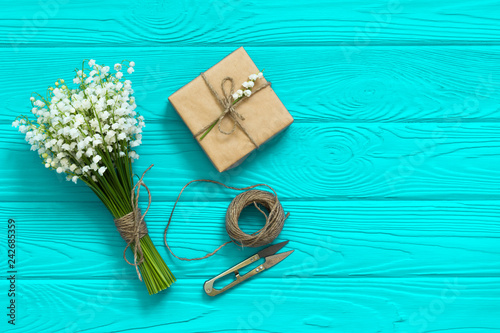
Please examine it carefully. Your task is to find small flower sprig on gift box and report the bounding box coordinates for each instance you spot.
[12,59,175,295]
[199,70,264,141]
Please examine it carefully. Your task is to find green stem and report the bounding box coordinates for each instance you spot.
[136,235,176,295]
[21,60,175,295]
[198,119,218,141]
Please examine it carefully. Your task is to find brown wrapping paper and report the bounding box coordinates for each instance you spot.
[168,47,294,172]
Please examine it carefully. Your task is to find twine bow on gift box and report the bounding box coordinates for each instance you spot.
[113,165,153,281]
[195,72,271,146]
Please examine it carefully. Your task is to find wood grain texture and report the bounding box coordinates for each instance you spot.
[2,46,500,123]
[2,278,499,333]
[2,0,500,46]
[1,0,500,332]
[3,122,500,202]
[2,201,500,280]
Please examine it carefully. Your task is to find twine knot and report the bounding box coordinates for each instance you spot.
[194,72,271,147]
[114,164,153,281]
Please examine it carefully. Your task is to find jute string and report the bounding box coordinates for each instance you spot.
[193,73,271,147]
[114,164,153,281]
[164,180,289,261]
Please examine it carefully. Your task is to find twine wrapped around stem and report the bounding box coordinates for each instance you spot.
[194,73,271,146]
[114,164,153,281]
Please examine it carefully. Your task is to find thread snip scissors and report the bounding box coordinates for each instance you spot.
[204,240,293,296]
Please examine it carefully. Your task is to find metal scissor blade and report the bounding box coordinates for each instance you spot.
[257,240,289,259]
[264,250,294,269]
[204,245,293,297]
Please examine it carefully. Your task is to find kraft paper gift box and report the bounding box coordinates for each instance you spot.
[168,47,294,172]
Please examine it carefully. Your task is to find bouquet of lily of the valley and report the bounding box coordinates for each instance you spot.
[12,59,175,295]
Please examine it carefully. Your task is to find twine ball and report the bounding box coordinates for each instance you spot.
[225,190,286,247]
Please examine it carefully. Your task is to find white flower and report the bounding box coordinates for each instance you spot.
[129,61,135,67]
[69,128,79,139]
[247,81,254,88]
[89,119,99,131]
[82,99,91,110]
[249,74,258,81]
[74,114,85,125]
[257,72,263,78]
[244,90,252,97]
[242,81,250,88]
[236,89,243,97]
[14,58,146,186]
[77,141,86,151]
[100,111,110,121]
[98,166,107,176]
[93,138,102,147]
[129,151,139,160]
[232,93,239,100]
[108,127,117,136]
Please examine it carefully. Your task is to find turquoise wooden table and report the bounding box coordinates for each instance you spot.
[2,0,500,332]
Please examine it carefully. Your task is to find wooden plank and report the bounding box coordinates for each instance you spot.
[3,200,500,279]
[2,46,500,123]
[2,277,499,332]
[2,2,500,332]
[2,0,500,47]
[3,121,500,202]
